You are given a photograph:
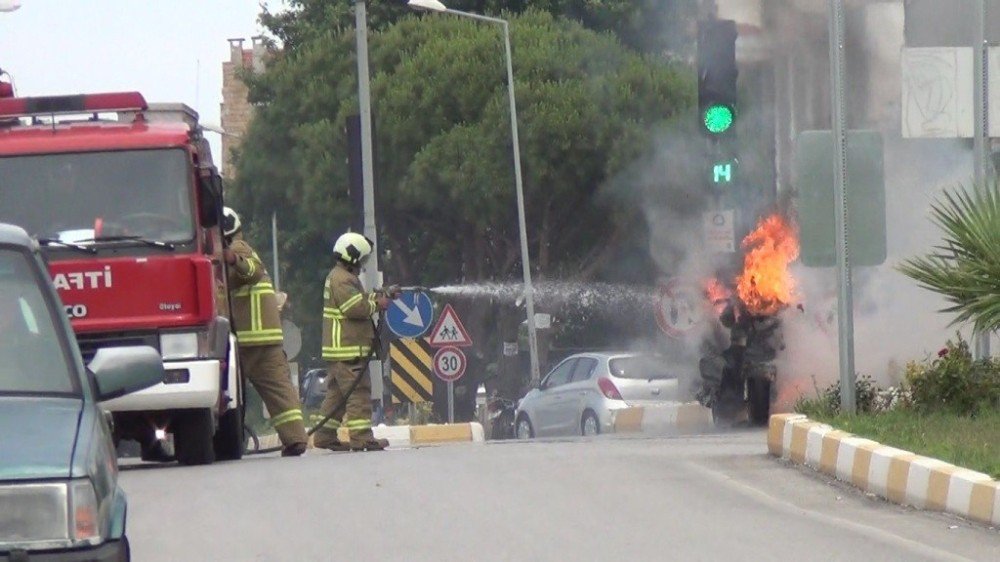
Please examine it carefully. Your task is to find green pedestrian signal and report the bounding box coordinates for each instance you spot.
[703,104,735,135]
[713,160,734,184]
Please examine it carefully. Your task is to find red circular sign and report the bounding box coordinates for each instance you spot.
[654,278,704,339]
[433,346,467,382]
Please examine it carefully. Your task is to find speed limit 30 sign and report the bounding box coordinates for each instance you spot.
[433,346,467,382]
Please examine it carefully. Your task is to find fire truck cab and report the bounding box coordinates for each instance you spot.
[0,92,244,465]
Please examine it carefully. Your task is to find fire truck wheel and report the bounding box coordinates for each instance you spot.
[173,409,216,465]
[747,378,772,427]
[213,406,245,461]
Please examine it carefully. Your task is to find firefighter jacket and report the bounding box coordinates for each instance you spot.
[322,263,378,361]
[228,239,284,347]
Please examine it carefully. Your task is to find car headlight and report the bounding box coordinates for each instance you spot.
[0,479,102,551]
[160,330,210,360]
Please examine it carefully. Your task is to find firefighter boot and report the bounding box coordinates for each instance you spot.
[281,442,308,457]
[352,438,389,452]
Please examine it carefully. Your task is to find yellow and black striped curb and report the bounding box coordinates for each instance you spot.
[612,402,714,434]
[768,413,1000,526]
[255,422,486,450]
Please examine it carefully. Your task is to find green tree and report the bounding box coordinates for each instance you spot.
[232,10,694,361]
[898,182,1000,335]
[262,0,697,56]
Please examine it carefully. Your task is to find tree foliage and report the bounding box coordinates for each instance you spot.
[232,8,695,360]
[898,182,1000,335]
[261,0,697,56]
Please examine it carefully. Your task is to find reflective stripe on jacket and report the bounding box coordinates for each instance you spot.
[228,239,284,347]
[321,263,376,361]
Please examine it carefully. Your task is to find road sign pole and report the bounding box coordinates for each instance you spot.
[447,381,454,423]
[828,0,857,413]
[973,0,991,359]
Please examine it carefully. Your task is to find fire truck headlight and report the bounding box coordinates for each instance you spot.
[159,332,201,360]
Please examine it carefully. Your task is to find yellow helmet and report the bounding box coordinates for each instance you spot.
[333,232,373,266]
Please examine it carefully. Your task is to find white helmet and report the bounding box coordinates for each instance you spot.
[333,232,373,267]
[222,207,241,238]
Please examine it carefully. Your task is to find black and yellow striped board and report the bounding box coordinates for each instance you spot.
[389,338,434,404]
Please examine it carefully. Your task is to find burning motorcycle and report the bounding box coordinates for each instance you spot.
[697,298,782,426]
[697,214,797,427]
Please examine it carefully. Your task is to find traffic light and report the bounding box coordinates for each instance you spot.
[697,19,738,136]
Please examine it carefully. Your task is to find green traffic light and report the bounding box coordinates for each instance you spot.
[703,104,735,134]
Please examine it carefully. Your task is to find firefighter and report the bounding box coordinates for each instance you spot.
[313,232,398,452]
[222,207,308,457]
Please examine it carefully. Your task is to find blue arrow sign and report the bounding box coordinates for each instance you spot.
[386,290,434,339]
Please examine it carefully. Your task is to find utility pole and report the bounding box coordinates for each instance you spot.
[355,0,384,405]
[828,0,857,413]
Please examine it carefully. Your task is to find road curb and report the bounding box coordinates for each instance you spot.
[256,422,486,451]
[613,402,714,434]
[768,413,1000,526]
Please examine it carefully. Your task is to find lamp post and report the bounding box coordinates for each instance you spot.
[407,0,542,386]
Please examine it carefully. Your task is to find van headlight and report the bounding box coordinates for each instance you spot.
[0,479,102,550]
[160,330,210,360]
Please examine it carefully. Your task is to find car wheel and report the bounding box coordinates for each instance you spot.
[173,409,216,465]
[581,410,600,436]
[747,378,771,427]
[213,406,244,461]
[515,414,534,440]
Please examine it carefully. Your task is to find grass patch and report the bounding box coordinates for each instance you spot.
[809,409,1000,479]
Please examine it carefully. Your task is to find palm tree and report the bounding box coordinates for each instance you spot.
[898,181,1000,335]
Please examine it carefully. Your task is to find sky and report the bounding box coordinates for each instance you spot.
[0,0,285,172]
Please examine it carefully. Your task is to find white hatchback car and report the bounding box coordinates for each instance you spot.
[514,352,684,438]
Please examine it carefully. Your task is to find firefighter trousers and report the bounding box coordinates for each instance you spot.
[312,360,373,448]
[240,344,307,447]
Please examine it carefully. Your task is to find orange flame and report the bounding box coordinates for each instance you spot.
[736,214,799,316]
[704,278,731,315]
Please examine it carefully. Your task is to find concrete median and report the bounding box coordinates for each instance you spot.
[768,413,1000,527]
[612,402,714,434]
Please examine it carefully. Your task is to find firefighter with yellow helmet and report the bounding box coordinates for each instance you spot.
[313,232,397,452]
[222,207,308,457]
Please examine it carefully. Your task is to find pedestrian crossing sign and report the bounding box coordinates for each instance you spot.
[427,304,473,347]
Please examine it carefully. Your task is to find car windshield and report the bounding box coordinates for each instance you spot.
[608,356,676,380]
[0,249,78,395]
[0,149,194,245]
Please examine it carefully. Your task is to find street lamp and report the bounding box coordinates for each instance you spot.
[407,0,541,386]
[0,1,21,13]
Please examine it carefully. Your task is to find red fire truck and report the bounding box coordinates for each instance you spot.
[0,91,244,465]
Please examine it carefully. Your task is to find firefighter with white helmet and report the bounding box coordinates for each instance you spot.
[313,232,398,451]
[222,207,308,456]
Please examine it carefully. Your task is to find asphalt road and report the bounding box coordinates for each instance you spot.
[120,430,1000,561]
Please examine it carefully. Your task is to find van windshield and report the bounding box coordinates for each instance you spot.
[0,149,194,245]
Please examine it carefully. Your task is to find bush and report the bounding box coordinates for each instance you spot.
[795,374,885,416]
[905,336,1000,415]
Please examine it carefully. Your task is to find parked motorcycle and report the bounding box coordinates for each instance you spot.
[487,394,517,440]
